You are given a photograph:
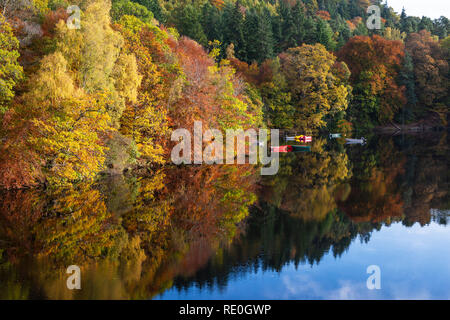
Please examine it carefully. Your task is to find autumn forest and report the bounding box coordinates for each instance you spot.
[0,0,448,188]
[0,0,449,301]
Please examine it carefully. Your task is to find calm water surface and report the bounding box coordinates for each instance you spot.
[0,133,448,299]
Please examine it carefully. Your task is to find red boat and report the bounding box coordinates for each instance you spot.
[271,145,293,153]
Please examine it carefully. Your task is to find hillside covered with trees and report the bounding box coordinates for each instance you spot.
[0,0,449,189]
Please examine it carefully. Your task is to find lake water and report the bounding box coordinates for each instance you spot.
[0,132,448,299]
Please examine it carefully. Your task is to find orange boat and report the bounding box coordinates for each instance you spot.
[271,145,293,153]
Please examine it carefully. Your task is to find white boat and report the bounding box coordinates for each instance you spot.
[345,138,366,145]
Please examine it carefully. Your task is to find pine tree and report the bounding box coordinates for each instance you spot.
[419,17,434,34]
[400,8,407,23]
[244,9,274,63]
[291,1,306,46]
[304,0,319,14]
[172,4,207,46]
[433,17,449,39]
[260,8,275,60]
[303,16,318,44]
[277,0,296,50]
[333,15,352,49]
[201,2,223,44]
[317,18,337,51]
[244,10,260,62]
[223,1,247,61]
[398,52,417,123]
[270,8,283,54]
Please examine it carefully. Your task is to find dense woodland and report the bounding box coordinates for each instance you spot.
[0,0,449,189]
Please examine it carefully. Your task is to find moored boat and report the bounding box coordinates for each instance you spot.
[271,145,293,153]
[285,135,312,142]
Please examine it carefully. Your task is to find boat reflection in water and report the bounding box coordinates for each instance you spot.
[345,137,367,145]
[271,145,311,153]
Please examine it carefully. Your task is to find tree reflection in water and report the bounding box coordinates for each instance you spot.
[0,133,448,299]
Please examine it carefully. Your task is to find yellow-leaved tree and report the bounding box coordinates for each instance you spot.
[0,13,23,114]
[22,0,143,186]
[55,0,142,127]
[26,52,113,185]
[115,15,171,166]
[280,44,350,131]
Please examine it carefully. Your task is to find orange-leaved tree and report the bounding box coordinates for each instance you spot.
[338,35,406,126]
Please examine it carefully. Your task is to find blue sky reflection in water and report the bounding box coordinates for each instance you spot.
[157,221,450,300]
[155,132,450,300]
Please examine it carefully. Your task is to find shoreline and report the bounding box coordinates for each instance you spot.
[374,120,448,134]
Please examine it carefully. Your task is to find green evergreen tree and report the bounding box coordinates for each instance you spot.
[271,8,283,54]
[172,4,207,46]
[332,15,352,49]
[419,17,434,33]
[223,1,247,61]
[291,1,306,46]
[244,8,274,63]
[317,18,337,51]
[398,52,417,123]
[303,16,318,44]
[201,2,223,44]
[433,17,449,39]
